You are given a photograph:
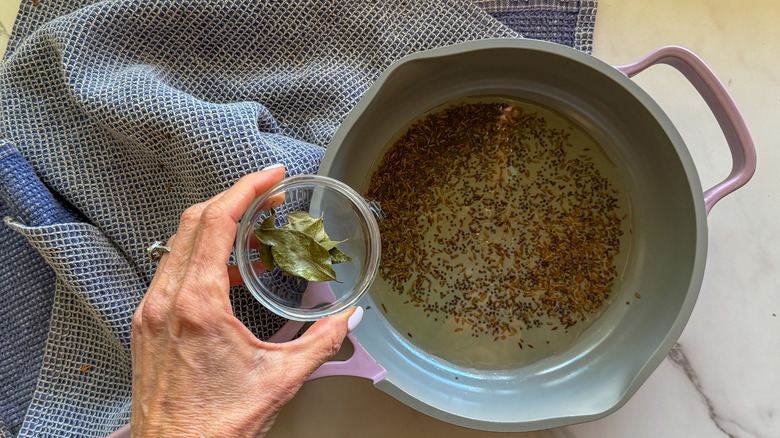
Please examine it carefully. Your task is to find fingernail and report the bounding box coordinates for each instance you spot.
[347,306,364,333]
[262,163,284,171]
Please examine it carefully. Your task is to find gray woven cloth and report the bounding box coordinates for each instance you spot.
[0,1,596,436]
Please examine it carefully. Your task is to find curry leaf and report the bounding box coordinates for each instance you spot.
[282,211,332,242]
[282,212,348,251]
[260,214,276,229]
[318,239,346,251]
[254,215,277,271]
[263,228,337,282]
[253,211,352,282]
[256,240,275,272]
[285,211,319,225]
[284,217,328,242]
[329,246,354,264]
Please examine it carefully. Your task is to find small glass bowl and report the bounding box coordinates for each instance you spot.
[236,175,381,321]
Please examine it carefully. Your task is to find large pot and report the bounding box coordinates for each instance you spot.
[310,39,756,432]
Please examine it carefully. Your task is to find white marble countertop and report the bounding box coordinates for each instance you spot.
[2,1,777,437]
[0,0,21,58]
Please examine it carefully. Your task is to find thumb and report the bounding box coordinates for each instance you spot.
[282,306,363,379]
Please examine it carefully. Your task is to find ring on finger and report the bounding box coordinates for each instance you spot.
[147,240,172,262]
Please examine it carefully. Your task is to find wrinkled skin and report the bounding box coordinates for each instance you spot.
[131,165,356,437]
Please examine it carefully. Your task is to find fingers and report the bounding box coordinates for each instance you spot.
[227,265,244,287]
[260,191,286,211]
[226,263,265,287]
[182,166,285,308]
[278,307,363,380]
[149,199,213,292]
[191,165,286,271]
[134,233,180,329]
[347,306,364,332]
[220,164,287,223]
[153,234,176,272]
[139,165,286,320]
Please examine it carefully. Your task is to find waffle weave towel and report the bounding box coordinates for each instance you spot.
[0,1,596,436]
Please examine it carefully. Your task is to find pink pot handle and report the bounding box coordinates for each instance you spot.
[615,46,756,215]
[306,332,387,383]
[292,281,387,383]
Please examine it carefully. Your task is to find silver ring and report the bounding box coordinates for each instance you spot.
[147,241,171,262]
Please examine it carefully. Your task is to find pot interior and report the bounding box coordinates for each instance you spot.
[320,39,707,431]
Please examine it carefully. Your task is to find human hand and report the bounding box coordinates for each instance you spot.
[131,165,362,437]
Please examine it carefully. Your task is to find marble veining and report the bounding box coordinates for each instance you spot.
[0,2,16,60]
[668,345,740,438]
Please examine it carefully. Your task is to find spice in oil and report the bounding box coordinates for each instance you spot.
[365,98,632,369]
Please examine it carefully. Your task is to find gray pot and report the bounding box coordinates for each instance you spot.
[312,38,756,432]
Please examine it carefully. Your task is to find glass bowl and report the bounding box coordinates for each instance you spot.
[236,175,381,321]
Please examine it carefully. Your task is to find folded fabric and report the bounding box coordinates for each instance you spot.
[0,1,596,436]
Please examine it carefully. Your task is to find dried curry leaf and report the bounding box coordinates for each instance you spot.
[318,239,346,251]
[259,214,276,229]
[281,211,347,251]
[254,215,277,270]
[283,216,329,243]
[253,211,352,281]
[329,246,353,264]
[286,211,318,225]
[259,228,338,282]
[256,240,275,272]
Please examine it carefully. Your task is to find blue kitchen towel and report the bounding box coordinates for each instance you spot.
[0,1,596,436]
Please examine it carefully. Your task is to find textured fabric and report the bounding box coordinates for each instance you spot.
[0,0,596,436]
[475,0,598,53]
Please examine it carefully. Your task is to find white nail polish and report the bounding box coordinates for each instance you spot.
[262,163,284,171]
[347,306,364,332]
